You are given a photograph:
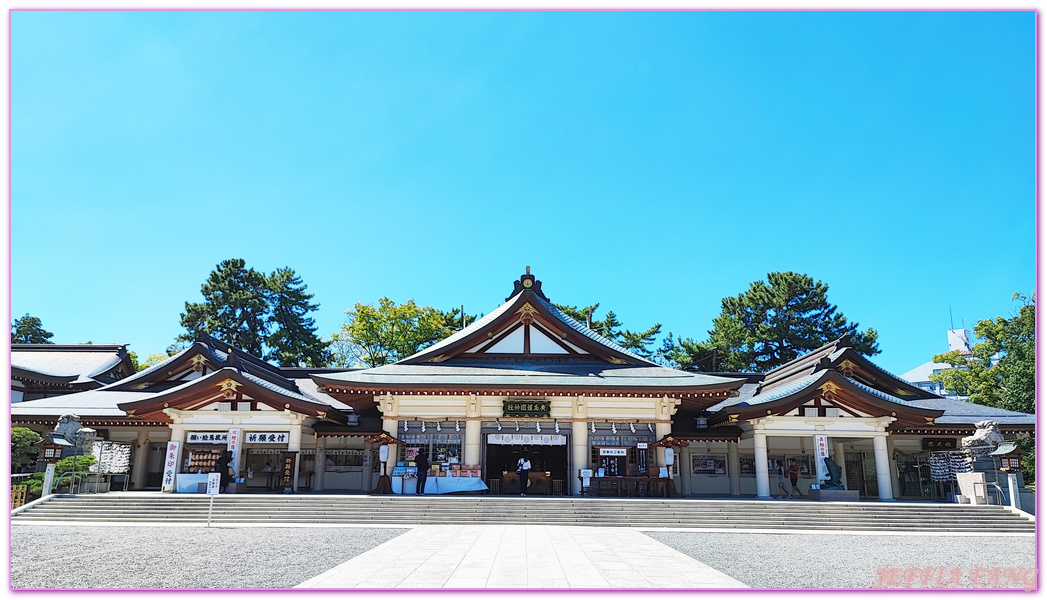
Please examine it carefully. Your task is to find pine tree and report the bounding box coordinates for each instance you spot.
[708,272,879,372]
[265,267,330,367]
[180,259,270,356]
[12,314,54,344]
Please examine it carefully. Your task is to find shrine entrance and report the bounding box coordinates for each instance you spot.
[484,437,569,495]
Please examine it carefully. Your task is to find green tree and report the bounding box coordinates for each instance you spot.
[708,272,879,372]
[265,267,330,367]
[554,303,662,358]
[11,314,54,344]
[11,427,42,471]
[127,350,140,372]
[330,298,453,368]
[440,307,478,332]
[178,260,329,365]
[45,455,99,491]
[657,335,722,371]
[930,293,1035,413]
[138,353,170,371]
[180,259,269,356]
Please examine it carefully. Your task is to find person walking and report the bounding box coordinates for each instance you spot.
[517,456,531,496]
[415,449,430,496]
[788,458,803,497]
[775,460,791,499]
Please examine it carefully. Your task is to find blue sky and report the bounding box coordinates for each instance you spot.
[10,11,1035,375]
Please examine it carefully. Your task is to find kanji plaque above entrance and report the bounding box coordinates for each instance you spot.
[502,398,551,417]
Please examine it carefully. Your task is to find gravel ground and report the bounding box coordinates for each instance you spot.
[644,531,1037,589]
[10,526,409,589]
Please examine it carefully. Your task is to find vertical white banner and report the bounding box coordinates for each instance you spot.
[814,434,830,483]
[162,441,180,492]
[227,428,241,476]
[42,463,56,496]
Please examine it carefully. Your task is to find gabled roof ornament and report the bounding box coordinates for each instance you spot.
[813,357,836,372]
[506,266,549,301]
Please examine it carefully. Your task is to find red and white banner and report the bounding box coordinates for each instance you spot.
[162,441,180,492]
[814,434,830,483]
[227,428,241,476]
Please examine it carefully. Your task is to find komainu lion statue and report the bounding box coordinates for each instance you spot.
[961,420,1004,457]
[52,413,83,444]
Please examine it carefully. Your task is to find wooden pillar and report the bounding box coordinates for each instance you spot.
[288,422,302,493]
[834,441,848,489]
[382,418,399,477]
[361,442,374,492]
[131,430,150,491]
[570,395,588,496]
[873,434,894,501]
[727,441,741,497]
[887,437,901,500]
[754,431,770,499]
[464,394,482,466]
[314,443,326,491]
[571,420,588,496]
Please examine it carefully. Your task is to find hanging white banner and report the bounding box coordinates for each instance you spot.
[161,441,180,492]
[486,433,566,446]
[814,434,830,483]
[227,428,241,476]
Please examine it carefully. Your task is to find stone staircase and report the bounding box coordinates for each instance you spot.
[11,494,1035,533]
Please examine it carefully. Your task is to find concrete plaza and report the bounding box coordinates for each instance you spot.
[296,524,747,589]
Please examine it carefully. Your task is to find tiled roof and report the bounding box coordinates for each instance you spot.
[845,378,922,408]
[316,358,745,390]
[905,397,1035,426]
[11,390,154,417]
[12,345,127,384]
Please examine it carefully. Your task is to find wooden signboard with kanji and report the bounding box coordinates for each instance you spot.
[281,451,298,488]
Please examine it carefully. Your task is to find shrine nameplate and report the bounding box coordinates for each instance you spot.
[503,399,551,418]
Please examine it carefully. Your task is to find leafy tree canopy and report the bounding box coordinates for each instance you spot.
[11,427,42,470]
[706,272,879,372]
[930,293,1035,414]
[179,259,329,366]
[12,314,54,344]
[330,298,457,368]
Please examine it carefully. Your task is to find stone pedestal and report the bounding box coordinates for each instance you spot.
[807,489,860,502]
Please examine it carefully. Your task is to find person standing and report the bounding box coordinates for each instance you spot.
[213,450,231,493]
[775,460,791,499]
[415,449,430,496]
[517,456,531,496]
[788,458,803,497]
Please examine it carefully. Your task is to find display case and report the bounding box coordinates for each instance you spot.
[183,447,223,474]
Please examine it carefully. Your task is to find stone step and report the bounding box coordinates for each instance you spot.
[12,515,1030,527]
[20,506,1029,520]
[16,494,1032,533]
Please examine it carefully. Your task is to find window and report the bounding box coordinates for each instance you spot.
[825,408,841,418]
[804,407,819,417]
[397,434,462,465]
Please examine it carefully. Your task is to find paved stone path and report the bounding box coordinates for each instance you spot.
[297,525,748,589]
